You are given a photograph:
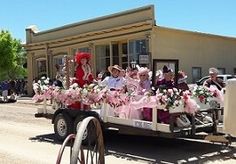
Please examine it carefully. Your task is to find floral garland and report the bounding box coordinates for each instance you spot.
[32,80,205,115]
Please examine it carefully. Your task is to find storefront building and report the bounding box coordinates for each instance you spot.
[24,5,236,95]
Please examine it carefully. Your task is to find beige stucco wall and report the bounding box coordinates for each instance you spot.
[152,26,236,82]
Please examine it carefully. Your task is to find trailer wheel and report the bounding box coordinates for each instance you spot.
[74,115,96,145]
[54,113,73,141]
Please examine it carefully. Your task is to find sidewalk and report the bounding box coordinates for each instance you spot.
[15,96,33,103]
[16,96,45,106]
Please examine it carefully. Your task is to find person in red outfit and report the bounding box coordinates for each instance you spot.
[70,52,94,110]
[74,52,93,87]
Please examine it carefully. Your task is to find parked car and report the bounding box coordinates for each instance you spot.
[196,74,236,86]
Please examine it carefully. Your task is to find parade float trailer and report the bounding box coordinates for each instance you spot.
[33,59,224,141]
[33,59,230,164]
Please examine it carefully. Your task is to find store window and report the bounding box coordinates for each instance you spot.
[234,68,236,75]
[121,43,128,68]
[95,45,110,74]
[217,67,225,74]
[72,47,90,56]
[128,39,149,67]
[36,58,46,78]
[53,55,66,78]
[192,67,202,83]
[112,44,119,66]
[79,47,90,53]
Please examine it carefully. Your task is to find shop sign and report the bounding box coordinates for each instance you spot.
[139,55,149,64]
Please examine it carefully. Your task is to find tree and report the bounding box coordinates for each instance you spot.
[0,30,27,80]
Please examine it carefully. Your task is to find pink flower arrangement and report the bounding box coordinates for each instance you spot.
[32,81,200,115]
[192,85,223,104]
[156,88,182,111]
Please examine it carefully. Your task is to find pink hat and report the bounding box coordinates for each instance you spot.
[137,67,150,75]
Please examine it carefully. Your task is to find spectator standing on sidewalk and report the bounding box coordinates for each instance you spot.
[2,80,9,101]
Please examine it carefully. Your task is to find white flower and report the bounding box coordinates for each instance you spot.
[199,91,204,94]
[33,83,39,90]
[70,83,78,89]
[88,83,95,88]
[42,85,49,91]
[82,88,88,95]
[44,79,49,84]
[173,88,178,92]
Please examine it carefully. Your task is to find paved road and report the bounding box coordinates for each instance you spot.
[0,100,235,163]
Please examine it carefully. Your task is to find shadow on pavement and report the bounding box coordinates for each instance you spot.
[28,131,236,163]
[104,131,236,163]
[29,133,63,145]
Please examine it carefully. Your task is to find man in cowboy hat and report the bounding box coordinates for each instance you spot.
[99,65,126,91]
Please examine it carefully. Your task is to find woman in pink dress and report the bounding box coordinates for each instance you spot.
[126,67,151,119]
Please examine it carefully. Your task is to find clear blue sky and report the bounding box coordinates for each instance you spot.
[1,0,236,43]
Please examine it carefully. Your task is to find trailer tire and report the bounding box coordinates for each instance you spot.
[54,113,73,141]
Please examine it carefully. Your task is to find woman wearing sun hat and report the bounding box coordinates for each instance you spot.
[98,64,126,117]
[177,70,189,91]
[70,52,93,110]
[155,65,175,124]
[156,65,174,90]
[135,66,152,120]
[74,52,93,87]
[136,67,151,95]
[99,64,126,91]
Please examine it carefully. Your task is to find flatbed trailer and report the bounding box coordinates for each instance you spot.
[34,58,230,164]
[50,101,223,164]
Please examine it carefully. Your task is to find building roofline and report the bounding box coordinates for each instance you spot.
[35,5,154,35]
[23,21,152,48]
[156,25,236,41]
